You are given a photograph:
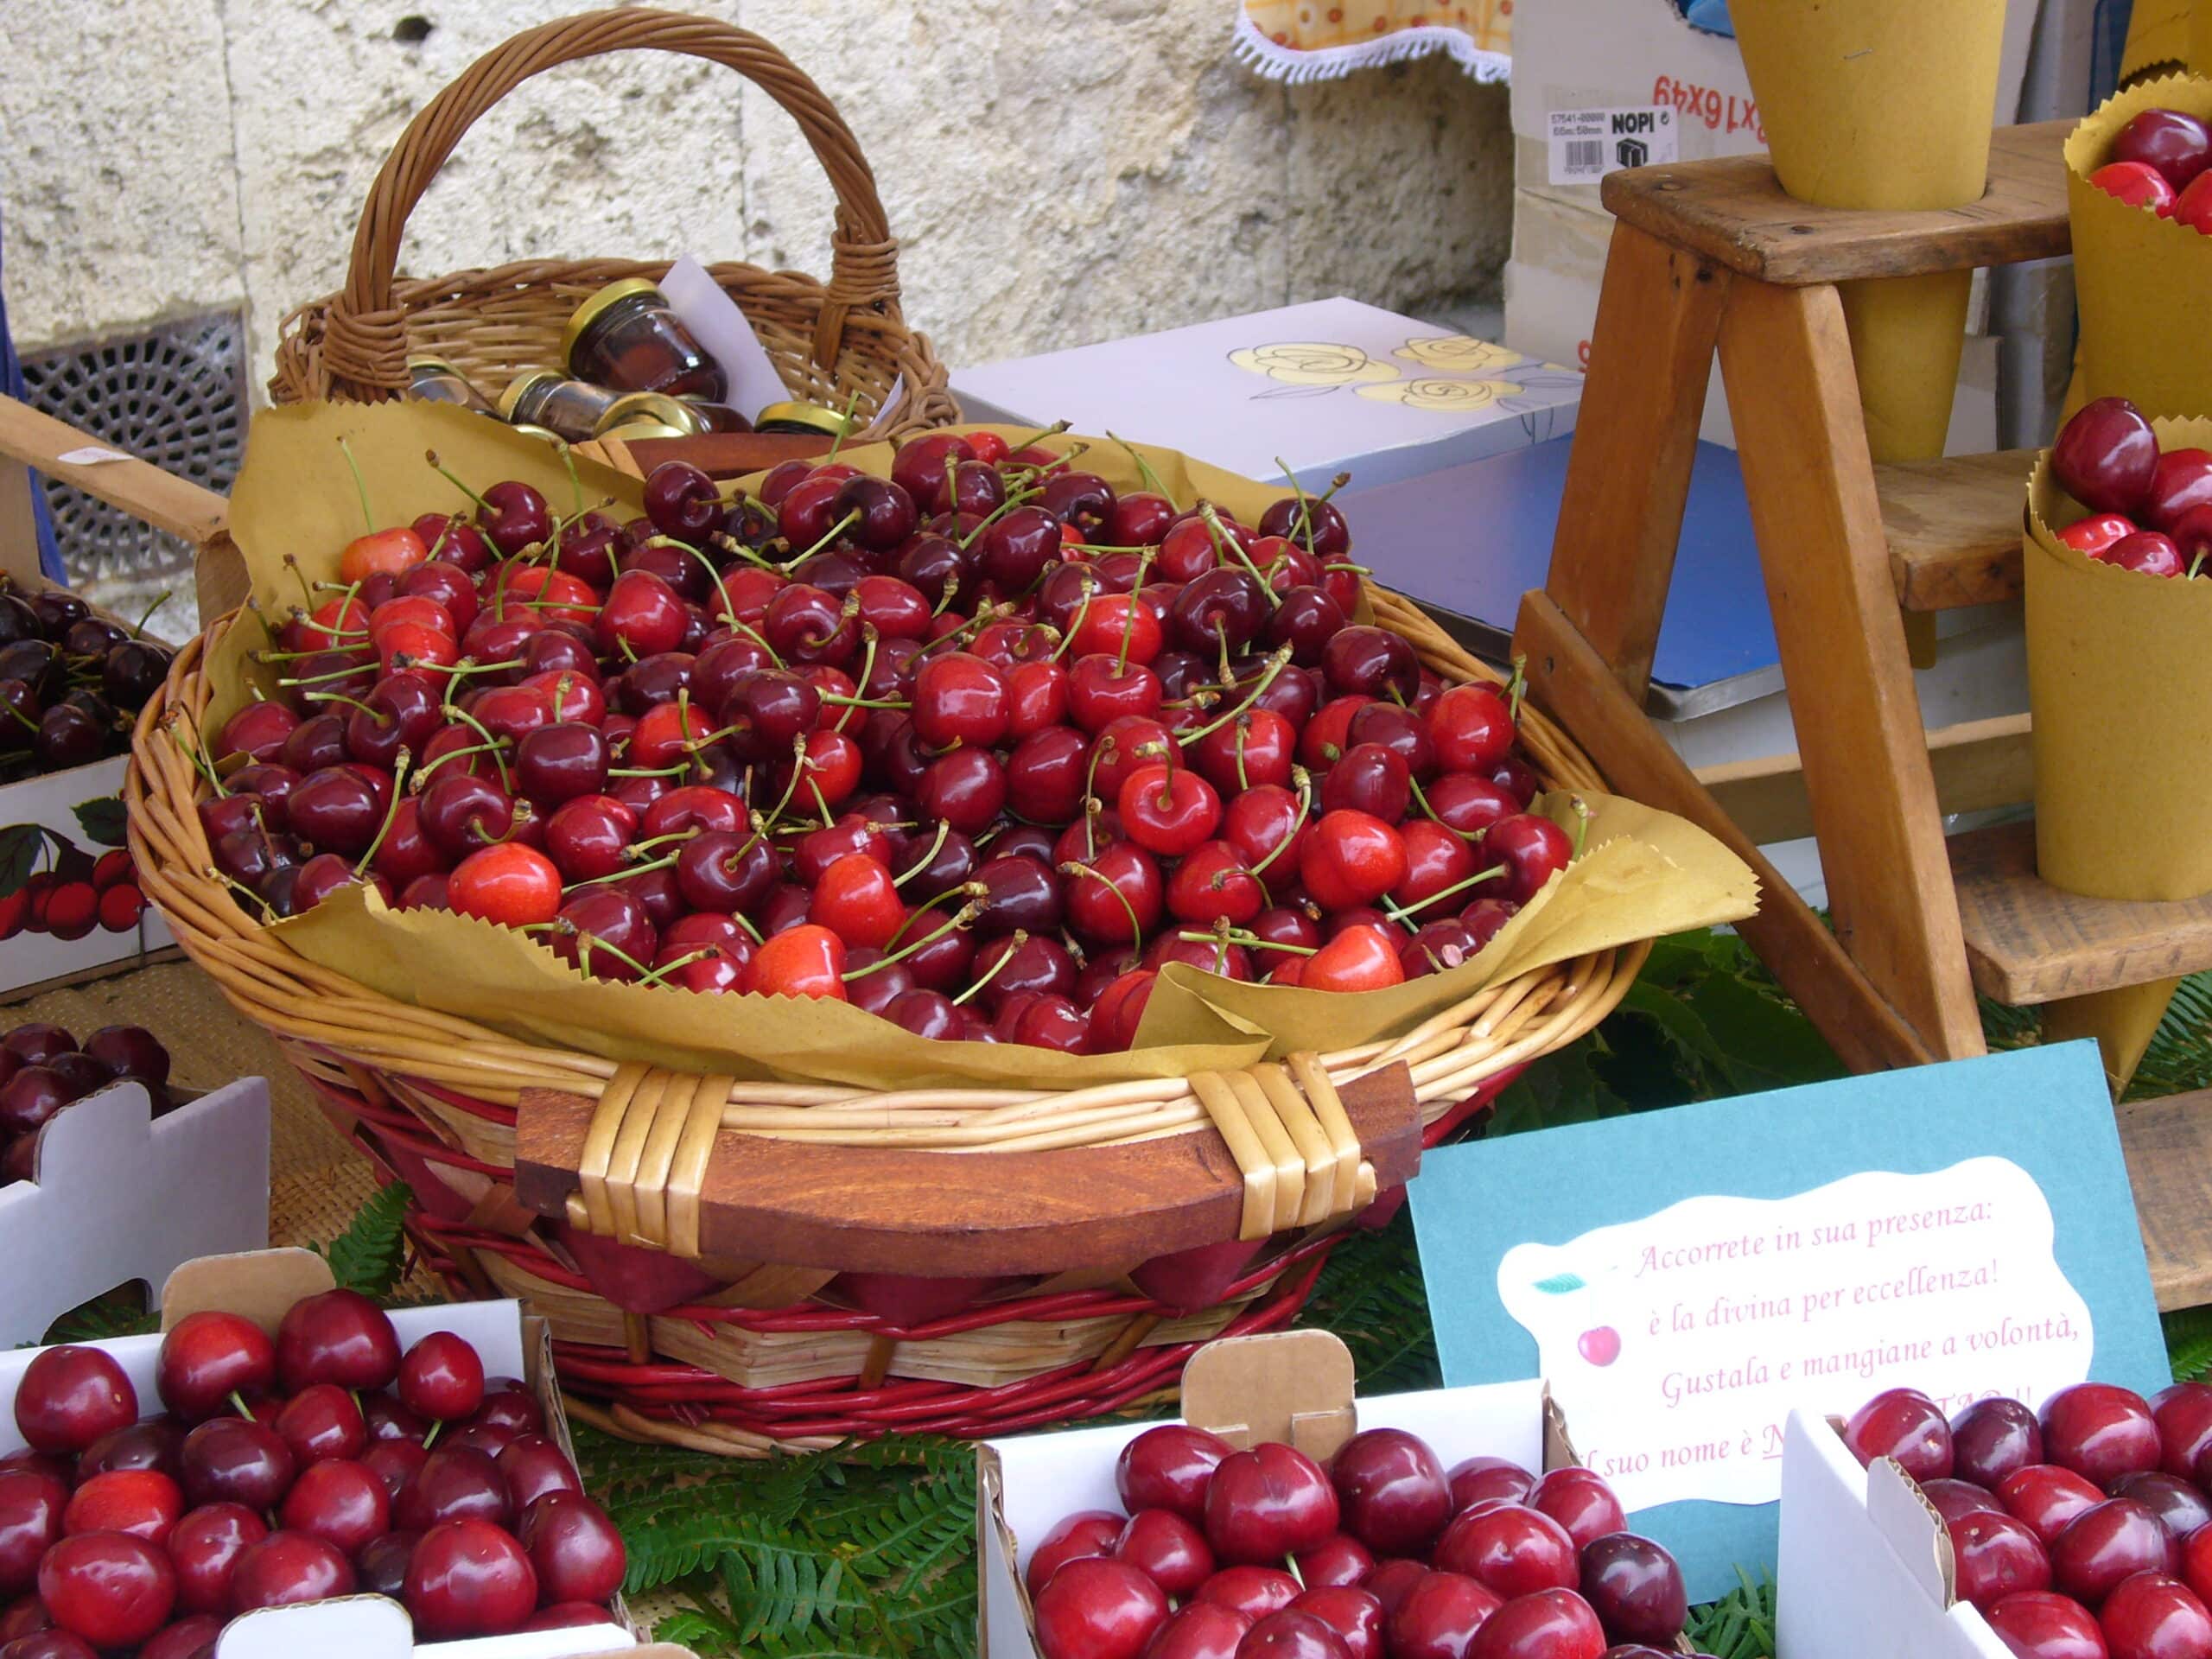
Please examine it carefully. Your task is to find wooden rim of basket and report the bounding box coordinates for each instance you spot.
[308,8,911,404]
[125,588,1646,1156]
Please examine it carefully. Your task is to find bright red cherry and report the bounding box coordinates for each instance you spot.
[2050,1500,2178,1605]
[2101,1572,2212,1659]
[2058,512,2139,557]
[2155,1382,2212,1480]
[1119,763,1223,857]
[276,1287,401,1392]
[1528,1471,1625,1552]
[1986,1588,2112,1658]
[2112,107,2212,189]
[1114,1508,1213,1599]
[1463,1588,1604,1659]
[37,1532,174,1649]
[1206,1444,1341,1565]
[14,1350,135,1456]
[1842,1388,1954,1481]
[1304,925,1408,994]
[278,1459,390,1555]
[1948,1511,2053,1611]
[1033,1557,1169,1659]
[1146,1602,1252,1659]
[168,1502,267,1617]
[1301,811,1408,911]
[60,1471,181,1546]
[1330,1428,1452,1557]
[0,1472,65,1597]
[1242,1609,1353,1659]
[1386,1571,1505,1659]
[1116,1426,1232,1522]
[397,1331,486,1424]
[2052,398,2160,517]
[2093,160,2178,211]
[1198,1566,1304,1621]
[404,1516,539,1638]
[2000,1464,2109,1546]
[1433,1505,1580,1601]
[1028,1511,1125,1599]
[2043,1385,2162,1486]
[517,1491,626,1605]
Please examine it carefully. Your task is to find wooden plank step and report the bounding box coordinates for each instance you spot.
[2116,1090,2212,1312]
[1599,120,2071,286]
[1950,820,2212,1005]
[1878,448,2034,612]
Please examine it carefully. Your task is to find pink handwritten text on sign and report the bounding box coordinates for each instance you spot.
[1496,1159,2093,1510]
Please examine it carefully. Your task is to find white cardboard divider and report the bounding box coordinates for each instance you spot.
[1776,1408,2009,1658]
[977,1331,1559,1659]
[0,1076,270,1346]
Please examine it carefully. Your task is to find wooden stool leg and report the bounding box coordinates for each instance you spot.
[1717,278,1985,1062]
[1544,221,1732,697]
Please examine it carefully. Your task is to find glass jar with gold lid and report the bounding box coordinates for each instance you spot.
[591,391,711,442]
[498,372,620,442]
[563,278,726,401]
[753,399,856,438]
[406,357,496,414]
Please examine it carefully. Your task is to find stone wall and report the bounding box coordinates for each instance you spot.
[3,0,1510,387]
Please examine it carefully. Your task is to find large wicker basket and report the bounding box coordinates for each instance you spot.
[128,567,1643,1452]
[269,8,957,444]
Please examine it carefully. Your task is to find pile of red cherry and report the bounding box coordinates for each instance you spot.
[0,577,173,787]
[0,1021,173,1186]
[1024,1421,1701,1659]
[2047,395,2212,579]
[0,1289,624,1656]
[2089,107,2212,226]
[200,428,1572,1052]
[1840,1378,2212,1658]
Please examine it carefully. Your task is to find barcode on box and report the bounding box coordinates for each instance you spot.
[1546,105,1679,186]
[1561,140,1605,176]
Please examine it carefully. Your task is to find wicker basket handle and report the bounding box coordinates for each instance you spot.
[327,8,899,399]
[510,1058,1425,1275]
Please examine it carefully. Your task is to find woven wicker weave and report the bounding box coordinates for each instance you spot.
[126,578,1643,1451]
[268,9,956,443]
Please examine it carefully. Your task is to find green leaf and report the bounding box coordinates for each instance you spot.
[314,1180,413,1297]
[1683,970,1847,1094]
[2169,1307,2212,1383]
[1483,1039,1631,1138]
[1300,1212,1440,1394]
[0,823,45,898]
[1530,1272,1586,1294]
[1687,1567,1778,1659]
[70,798,128,849]
[41,1285,157,1344]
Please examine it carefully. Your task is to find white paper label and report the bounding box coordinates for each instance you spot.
[1497,1159,2094,1512]
[1547,106,1679,184]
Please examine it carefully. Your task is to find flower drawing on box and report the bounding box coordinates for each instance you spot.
[1229,342,1402,399]
[1357,376,1521,410]
[1395,335,1525,375]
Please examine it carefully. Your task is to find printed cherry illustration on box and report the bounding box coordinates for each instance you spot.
[0,807,145,944]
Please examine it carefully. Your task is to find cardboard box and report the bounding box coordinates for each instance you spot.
[0,1249,637,1658]
[1503,186,2002,454]
[950,296,1581,493]
[1507,0,2041,211]
[976,1332,1577,1659]
[1776,1408,2009,1657]
[0,1075,271,1346]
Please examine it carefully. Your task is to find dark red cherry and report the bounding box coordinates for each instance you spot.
[1954,1397,2044,1489]
[1843,1388,1954,1481]
[1330,1428,1451,1557]
[1117,1425,1233,1522]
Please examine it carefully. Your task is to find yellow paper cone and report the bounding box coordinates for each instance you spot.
[2127,0,2198,77]
[2041,979,2183,1096]
[2195,5,2212,73]
[2025,423,2212,902]
[2067,74,2212,417]
[1731,0,2007,460]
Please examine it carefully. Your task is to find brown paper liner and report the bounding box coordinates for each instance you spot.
[195,401,1758,1096]
[2068,73,2212,417]
[1730,0,2007,462]
[2025,420,2212,901]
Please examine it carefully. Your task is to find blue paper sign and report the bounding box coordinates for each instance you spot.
[1406,1041,2169,1601]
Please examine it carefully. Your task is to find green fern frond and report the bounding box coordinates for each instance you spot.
[41,1285,157,1345]
[1687,1567,1778,1659]
[315,1179,413,1297]
[2168,1307,2212,1383]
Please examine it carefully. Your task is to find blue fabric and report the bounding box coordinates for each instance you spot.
[0,206,66,582]
[1681,0,1734,37]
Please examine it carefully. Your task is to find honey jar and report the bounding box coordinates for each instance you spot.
[498,372,620,442]
[563,278,726,401]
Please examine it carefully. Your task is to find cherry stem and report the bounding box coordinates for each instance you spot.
[566,849,679,892]
[353,752,412,876]
[884,878,982,948]
[442,705,512,793]
[1405,772,1480,842]
[1567,794,1591,860]
[336,437,377,536]
[130,590,172,640]
[1002,419,1071,454]
[950,931,1026,1005]
[1284,1554,1306,1591]
[1278,457,1319,554]
[1060,858,1144,944]
[1106,430,1175,505]
[710,531,782,574]
[228,1391,258,1422]
[1179,648,1292,747]
[414,740,501,783]
[306,690,384,723]
[166,721,227,796]
[209,866,278,921]
[636,947,711,988]
[1199,504,1280,609]
[577,934,658,982]
[1383,862,1504,923]
[1116,548,1159,676]
[421,1421,443,1451]
[1504,655,1528,725]
[824,390,863,462]
[930,573,963,619]
[845,900,981,977]
[721,616,786,666]
[1049,582,1099,662]
[426,450,492,516]
[892,820,950,887]
[957,484,1044,552]
[1249,768,1312,879]
[796,509,861,563]
[1180,927,1314,957]
[557,440,585,521]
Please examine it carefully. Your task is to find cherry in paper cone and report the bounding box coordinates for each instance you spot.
[1731,0,2007,461]
[2066,73,2212,417]
[2024,424,2212,1089]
